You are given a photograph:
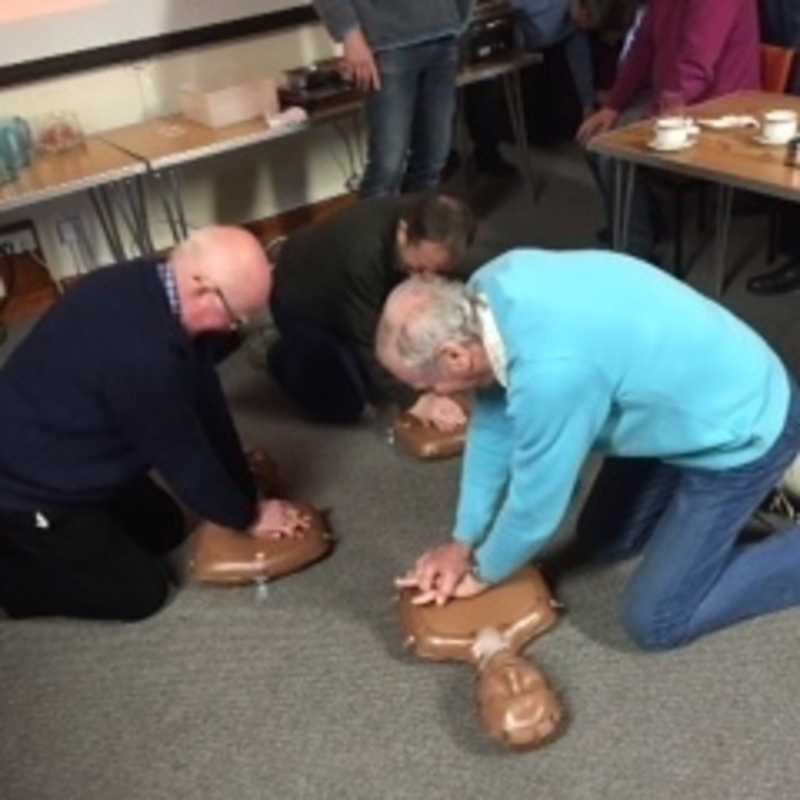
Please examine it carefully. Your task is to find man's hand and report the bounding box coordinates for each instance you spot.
[408,393,468,433]
[576,107,619,145]
[342,28,381,92]
[249,499,311,540]
[397,570,489,606]
[395,541,474,605]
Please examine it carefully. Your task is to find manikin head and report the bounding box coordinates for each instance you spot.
[395,193,477,276]
[375,276,496,395]
[169,226,273,337]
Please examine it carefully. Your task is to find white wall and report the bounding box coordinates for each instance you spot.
[0,0,312,68]
[0,23,361,280]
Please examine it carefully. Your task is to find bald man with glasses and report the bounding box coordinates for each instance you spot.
[0,226,308,622]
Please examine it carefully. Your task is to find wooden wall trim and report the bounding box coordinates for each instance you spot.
[0,7,319,90]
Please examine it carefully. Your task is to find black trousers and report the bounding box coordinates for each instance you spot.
[0,476,186,621]
[268,298,369,424]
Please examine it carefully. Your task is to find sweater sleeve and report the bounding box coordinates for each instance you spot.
[453,384,515,547]
[663,0,754,107]
[472,360,611,583]
[607,8,654,111]
[105,350,257,530]
[312,0,361,42]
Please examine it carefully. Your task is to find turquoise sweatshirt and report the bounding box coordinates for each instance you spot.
[454,249,790,583]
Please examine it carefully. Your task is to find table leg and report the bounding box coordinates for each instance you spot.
[169,170,189,241]
[611,160,636,252]
[0,250,17,347]
[712,183,734,297]
[118,177,154,257]
[131,174,155,255]
[89,184,127,262]
[501,69,543,205]
[453,86,474,196]
[332,116,365,193]
[152,168,189,245]
[153,171,181,244]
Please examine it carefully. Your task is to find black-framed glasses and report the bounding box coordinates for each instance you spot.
[211,285,247,331]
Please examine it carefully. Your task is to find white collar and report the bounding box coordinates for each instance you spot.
[475,294,507,388]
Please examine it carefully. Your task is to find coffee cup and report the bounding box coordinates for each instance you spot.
[761,109,798,144]
[653,116,696,149]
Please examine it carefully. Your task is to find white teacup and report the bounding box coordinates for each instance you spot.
[761,109,798,144]
[653,116,695,149]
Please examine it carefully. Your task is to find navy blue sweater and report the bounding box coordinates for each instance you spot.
[0,259,257,529]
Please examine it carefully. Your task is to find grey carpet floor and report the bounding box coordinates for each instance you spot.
[3,145,800,800]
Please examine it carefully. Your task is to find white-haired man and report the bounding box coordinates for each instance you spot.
[377,249,800,650]
[0,227,307,622]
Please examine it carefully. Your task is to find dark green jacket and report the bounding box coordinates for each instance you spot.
[272,198,414,406]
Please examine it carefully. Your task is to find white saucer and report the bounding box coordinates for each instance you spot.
[646,138,696,153]
[753,134,793,147]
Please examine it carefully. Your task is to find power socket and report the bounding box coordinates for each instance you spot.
[0,221,39,256]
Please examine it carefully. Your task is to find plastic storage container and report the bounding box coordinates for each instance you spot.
[179,78,279,128]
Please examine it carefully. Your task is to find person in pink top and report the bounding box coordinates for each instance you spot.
[577,0,761,263]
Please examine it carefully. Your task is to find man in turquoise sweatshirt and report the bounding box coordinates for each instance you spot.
[377,249,800,650]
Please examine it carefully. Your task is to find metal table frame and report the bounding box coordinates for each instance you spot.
[100,50,544,249]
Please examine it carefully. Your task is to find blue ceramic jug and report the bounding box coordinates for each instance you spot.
[0,117,33,181]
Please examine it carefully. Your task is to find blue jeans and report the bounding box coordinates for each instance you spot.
[515,9,595,113]
[575,379,800,650]
[360,36,459,198]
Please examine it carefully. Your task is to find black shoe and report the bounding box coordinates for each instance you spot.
[747,260,800,295]
[474,150,518,178]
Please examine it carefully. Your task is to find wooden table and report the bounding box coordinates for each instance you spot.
[0,137,149,263]
[0,138,145,213]
[98,105,364,244]
[588,91,800,295]
[0,138,150,327]
[98,50,543,246]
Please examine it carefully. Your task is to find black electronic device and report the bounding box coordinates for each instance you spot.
[462,0,517,65]
[279,57,360,111]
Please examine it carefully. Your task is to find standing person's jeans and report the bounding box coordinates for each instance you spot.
[515,8,596,114]
[360,36,459,198]
[573,378,800,650]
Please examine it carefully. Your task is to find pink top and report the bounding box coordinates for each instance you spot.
[607,0,761,113]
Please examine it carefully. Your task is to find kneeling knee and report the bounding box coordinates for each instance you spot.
[620,601,688,652]
[117,575,170,622]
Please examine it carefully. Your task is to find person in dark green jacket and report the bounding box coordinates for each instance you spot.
[268,193,476,425]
